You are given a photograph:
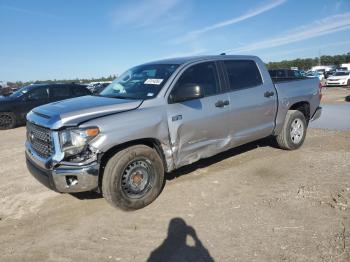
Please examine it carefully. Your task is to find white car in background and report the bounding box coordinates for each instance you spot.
[305,71,324,81]
[326,71,350,87]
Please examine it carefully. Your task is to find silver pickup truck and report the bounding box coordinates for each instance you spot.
[25,55,322,210]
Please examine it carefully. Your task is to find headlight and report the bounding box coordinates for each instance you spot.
[59,127,100,156]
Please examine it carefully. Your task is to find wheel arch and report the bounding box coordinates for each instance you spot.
[98,138,168,190]
[289,101,310,122]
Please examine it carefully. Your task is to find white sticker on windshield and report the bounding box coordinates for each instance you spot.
[147,93,154,97]
[144,78,163,85]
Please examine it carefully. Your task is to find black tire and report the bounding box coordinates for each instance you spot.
[275,110,307,150]
[102,145,164,211]
[347,79,350,88]
[0,112,16,130]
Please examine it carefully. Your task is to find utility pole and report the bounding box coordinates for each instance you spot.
[318,50,321,66]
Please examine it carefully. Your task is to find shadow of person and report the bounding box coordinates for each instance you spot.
[147,218,214,262]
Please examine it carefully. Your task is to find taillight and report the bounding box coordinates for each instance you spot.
[319,82,322,100]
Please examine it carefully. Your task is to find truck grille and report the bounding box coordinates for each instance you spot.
[27,122,54,158]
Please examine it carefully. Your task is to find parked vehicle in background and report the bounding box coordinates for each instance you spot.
[0,83,91,129]
[326,71,350,87]
[0,81,11,96]
[340,63,350,71]
[310,65,336,79]
[325,69,335,79]
[91,82,110,94]
[305,71,323,81]
[336,67,348,72]
[25,55,322,210]
[268,69,304,80]
[316,69,326,78]
[311,65,333,73]
[87,81,112,92]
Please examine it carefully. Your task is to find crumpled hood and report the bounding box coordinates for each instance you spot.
[27,95,143,129]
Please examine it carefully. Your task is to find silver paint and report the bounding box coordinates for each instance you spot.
[26,55,321,192]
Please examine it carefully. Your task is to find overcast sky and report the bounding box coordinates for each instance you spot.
[1,0,350,81]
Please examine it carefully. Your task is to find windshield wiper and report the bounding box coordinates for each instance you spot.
[110,95,131,99]
[100,94,139,100]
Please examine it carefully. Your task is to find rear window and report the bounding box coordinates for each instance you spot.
[224,60,262,90]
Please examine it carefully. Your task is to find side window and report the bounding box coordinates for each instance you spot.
[224,60,263,90]
[50,85,71,99]
[71,86,90,96]
[28,87,48,100]
[173,62,220,97]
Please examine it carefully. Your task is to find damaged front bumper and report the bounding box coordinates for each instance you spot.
[25,142,100,193]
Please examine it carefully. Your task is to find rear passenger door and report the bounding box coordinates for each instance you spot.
[49,85,71,102]
[167,61,231,168]
[221,60,277,146]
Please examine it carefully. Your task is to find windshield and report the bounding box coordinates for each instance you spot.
[100,64,179,100]
[9,86,31,98]
[334,72,349,76]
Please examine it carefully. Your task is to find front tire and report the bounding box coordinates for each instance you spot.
[275,110,307,150]
[102,145,164,210]
[0,112,16,130]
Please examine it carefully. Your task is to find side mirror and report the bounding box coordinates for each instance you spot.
[170,83,204,103]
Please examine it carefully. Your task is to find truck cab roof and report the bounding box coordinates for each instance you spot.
[144,55,260,66]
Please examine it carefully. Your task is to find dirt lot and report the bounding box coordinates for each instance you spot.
[0,88,349,262]
[321,86,350,104]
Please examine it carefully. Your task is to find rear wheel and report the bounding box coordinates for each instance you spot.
[102,145,164,210]
[0,112,16,130]
[275,110,307,150]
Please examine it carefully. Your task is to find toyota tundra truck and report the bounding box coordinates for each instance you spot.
[25,55,322,210]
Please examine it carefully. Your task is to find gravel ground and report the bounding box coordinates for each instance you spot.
[0,88,349,262]
[321,86,350,104]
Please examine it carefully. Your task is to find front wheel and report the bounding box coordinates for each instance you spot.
[102,145,164,210]
[347,79,350,88]
[275,110,307,150]
[0,112,16,130]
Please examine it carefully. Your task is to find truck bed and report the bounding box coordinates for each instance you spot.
[271,77,308,83]
[272,77,320,134]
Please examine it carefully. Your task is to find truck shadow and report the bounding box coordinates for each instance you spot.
[69,137,276,200]
[147,217,214,262]
[69,191,102,200]
[167,137,276,181]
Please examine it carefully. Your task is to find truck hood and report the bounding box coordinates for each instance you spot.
[27,95,143,129]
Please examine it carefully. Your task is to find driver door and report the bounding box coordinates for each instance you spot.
[166,61,231,168]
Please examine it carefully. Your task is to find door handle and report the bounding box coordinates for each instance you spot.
[264,91,275,97]
[215,100,230,108]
